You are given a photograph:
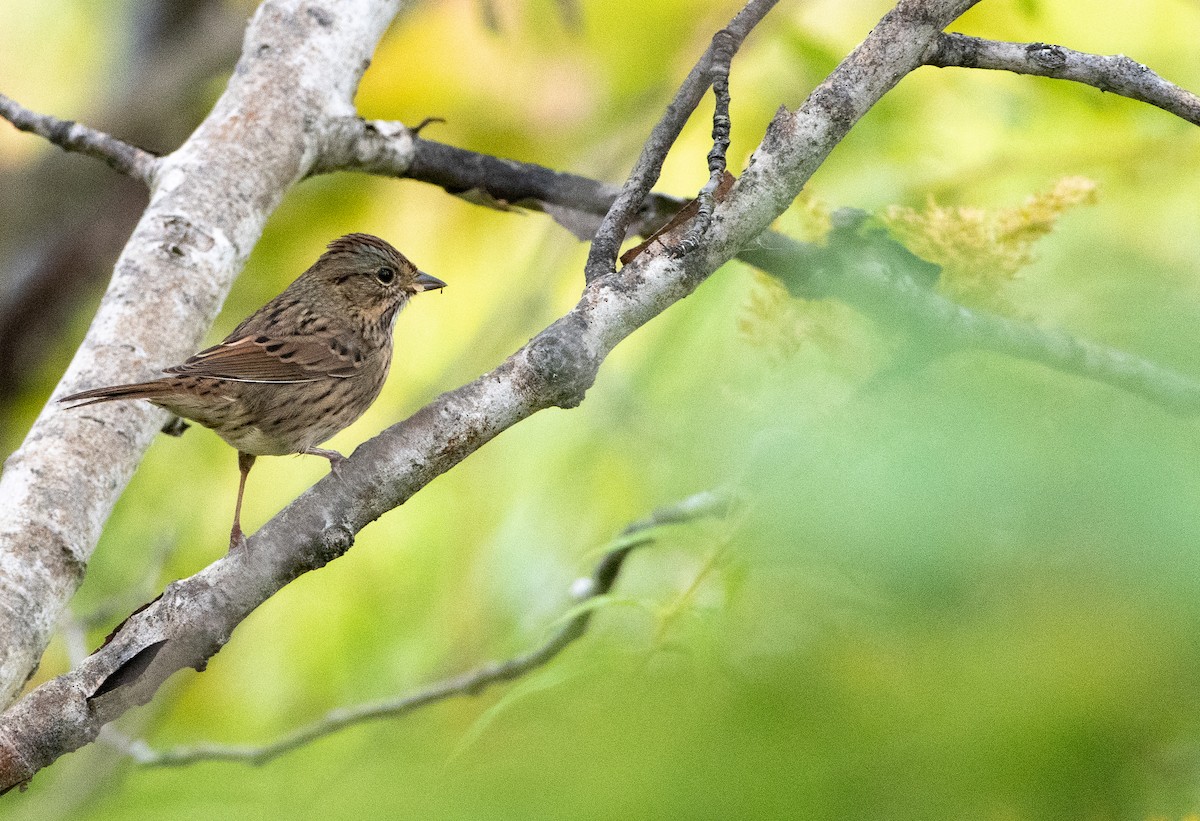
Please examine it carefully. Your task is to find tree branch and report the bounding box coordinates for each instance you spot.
[583,0,780,282]
[0,0,979,790]
[0,93,160,183]
[317,122,690,244]
[926,33,1200,127]
[98,490,731,768]
[679,24,738,255]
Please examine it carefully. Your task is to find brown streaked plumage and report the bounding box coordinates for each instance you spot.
[60,233,446,546]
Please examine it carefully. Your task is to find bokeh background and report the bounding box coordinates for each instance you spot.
[4,0,1200,818]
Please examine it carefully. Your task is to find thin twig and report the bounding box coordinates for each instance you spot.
[677,28,738,256]
[618,488,733,535]
[318,124,687,237]
[0,93,159,183]
[118,490,732,768]
[582,0,780,283]
[926,33,1200,126]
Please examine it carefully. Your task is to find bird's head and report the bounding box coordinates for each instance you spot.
[309,233,445,325]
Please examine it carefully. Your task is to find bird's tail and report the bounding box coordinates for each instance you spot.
[58,380,174,408]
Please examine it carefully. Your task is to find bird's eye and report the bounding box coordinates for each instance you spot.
[375,266,396,285]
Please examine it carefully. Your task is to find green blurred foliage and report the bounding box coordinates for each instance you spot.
[4,0,1200,818]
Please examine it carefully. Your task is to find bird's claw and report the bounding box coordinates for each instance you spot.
[229,524,247,550]
[326,453,348,478]
[304,447,348,477]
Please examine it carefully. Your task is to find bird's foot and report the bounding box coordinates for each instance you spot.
[304,447,348,477]
[229,523,247,550]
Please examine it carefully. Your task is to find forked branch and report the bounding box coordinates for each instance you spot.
[583,0,780,282]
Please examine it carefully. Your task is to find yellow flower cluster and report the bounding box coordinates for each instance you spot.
[881,176,1098,312]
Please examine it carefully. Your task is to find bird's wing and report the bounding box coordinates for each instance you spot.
[163,333,364,383]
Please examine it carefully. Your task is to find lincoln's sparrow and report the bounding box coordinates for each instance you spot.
[60,233,445,546]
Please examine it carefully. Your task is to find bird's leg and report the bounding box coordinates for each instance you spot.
[231,451,256,548]
[302,446,347,477]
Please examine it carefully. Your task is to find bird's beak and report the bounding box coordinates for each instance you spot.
[414,271,447,293]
